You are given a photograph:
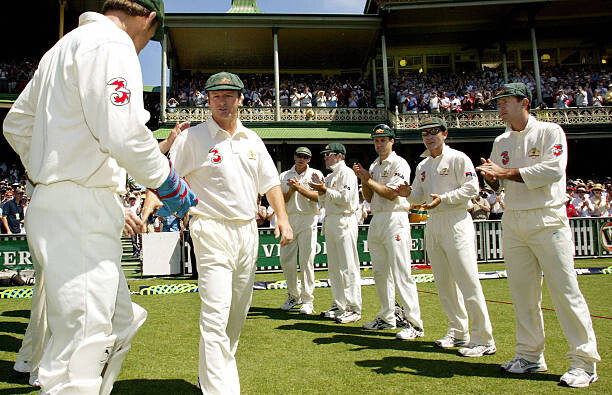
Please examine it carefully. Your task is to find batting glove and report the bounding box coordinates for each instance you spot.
[152,161,198,218]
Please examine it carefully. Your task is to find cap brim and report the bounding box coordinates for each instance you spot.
[417,123,444,130]
[206,85,242,92]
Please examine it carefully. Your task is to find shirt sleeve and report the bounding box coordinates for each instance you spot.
[407,163,426,205]
[3,78,38,170]
[385,159,410,189]
[76,41,169,189]
[326,168,356,207]
[440,153,479,204]
[519,124,567,190]
[279,171,290,194]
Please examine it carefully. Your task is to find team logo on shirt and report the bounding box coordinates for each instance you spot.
[528,147,541,158]
[208,147,222,164]
[501,151,510,165]
[552,144,563,157]
[382,168,390,177]
[394,172,404,179]
[439,168,449,176]
[420,171,426,181]
[107,77,130,106]
[465,171,475,177]
[395,234,401,242]
[247,149,257,160]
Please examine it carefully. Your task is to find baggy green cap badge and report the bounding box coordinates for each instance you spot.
[492,82,532,103]
[131,0,165,42]
[371,124,395,138]
[205,72,245,92]
[320,143,346,155]
[418,116,447,131]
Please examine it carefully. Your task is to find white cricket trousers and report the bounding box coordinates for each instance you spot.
[279,213,318,304]
[425,210,494,345]
[368,211,422,328]
[324,213,362,313]
[25,182,139,393]
[15,253,49,381]
[190,217,259,395]
[502,206,600,371]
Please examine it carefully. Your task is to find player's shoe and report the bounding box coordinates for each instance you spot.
[335,311,362,324]
[458,344,496,357]
[394,302,408,328]
[362,317,395,330]
[395,323,424,340]
[501,357,547,374]
[300,303,314,315]
[435,334,469,349]
[280,296,301,311]
[321,306,342,319]
[559,368,598,388]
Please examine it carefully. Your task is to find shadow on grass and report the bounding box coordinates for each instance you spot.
[112,378,199,394]
[1,310,30,318]
[355,356,559,382]
[0,359,30,387]
[0,334,23,353]
[0,321,26,335]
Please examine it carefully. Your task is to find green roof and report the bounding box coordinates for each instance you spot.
[152,123,375,140]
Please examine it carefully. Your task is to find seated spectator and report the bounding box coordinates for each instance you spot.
[469,191,490,220]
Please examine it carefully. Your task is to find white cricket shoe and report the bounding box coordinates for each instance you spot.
[300,303,314,315]
[280,296,301,311]
[362,317,395,330]
[458,344,496,357]
[435,334,469,349]
[559,368,598,388]
[395,323,424,340]
[501,357,547,374]
[335,311,362,324]
[321,305,342,319]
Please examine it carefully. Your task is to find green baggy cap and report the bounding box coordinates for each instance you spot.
[205,72,245,92]
[371,124,395,138]
[492,82,532,103]
[320,143,346,155]
[418,116,447,131]
[132,0,165,42]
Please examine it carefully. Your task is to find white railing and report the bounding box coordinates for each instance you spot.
[164,106,388,123]
[391,106,612,130]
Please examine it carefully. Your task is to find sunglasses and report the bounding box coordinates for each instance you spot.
[323,152,338,157]
[295,154,311,159]
[421,127,443,136]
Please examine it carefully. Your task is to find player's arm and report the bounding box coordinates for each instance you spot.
[325,171,359,205]
[3,77,38,169]
[292,180,319,202]
[440,155,479,204]
[158,121,190,154]
[1,216,11,234]
[518,126,567,189]
[352,163,375,202]
[265,185,293,246]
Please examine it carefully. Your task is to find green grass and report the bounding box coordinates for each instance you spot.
[1,260,610,394]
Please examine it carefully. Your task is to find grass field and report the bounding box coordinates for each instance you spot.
[1,260,610,394]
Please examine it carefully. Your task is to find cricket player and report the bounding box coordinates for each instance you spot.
[279,146,324,315]
[309,143,362,323]
[353,125,423,339]
[477,83,600,387]
[169,71,293,394]
[3,1,198,393]
[397,117,495,355]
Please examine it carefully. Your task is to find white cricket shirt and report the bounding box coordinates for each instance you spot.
[409,144,479,213]
[368,151,411,214]
[170,117,280,221]
[280,165,323,216]
[3,13,169,193]
[490,115,568,211]
[321,160,359,215]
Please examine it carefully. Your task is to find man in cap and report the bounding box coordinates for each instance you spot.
[353,124,424,339]
[396,117,495,355]
[309,143,362,323]
[1,186,24,234]
[278,147,324,314]
[3,1,198,393]
[477,82,600,387]
[169,71,293,394]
